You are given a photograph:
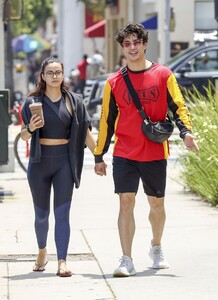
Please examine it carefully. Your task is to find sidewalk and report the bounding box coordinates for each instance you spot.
[0,158,218,300]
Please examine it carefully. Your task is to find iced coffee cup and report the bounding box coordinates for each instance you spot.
[29,102,44,125]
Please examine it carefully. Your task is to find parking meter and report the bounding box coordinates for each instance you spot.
[0,89,12,165]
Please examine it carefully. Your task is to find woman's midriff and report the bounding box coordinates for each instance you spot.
[40,138,69,145]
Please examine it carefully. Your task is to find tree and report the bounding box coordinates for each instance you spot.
[11,0,54,36]
[4,0,54,107]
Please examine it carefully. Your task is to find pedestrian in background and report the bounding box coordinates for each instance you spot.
[20,56,96,277]
[88,49,105,78]
[75,54,89,95]
[115,54,127,71]
[94,23,199,277]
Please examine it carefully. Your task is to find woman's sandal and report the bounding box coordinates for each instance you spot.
[56,267,72,277]
[33,261,48,272]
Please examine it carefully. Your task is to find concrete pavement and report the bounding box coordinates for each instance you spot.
[0,151,218,300]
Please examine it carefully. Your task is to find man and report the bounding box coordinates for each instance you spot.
[76,54,89,95]
[94,23,199,277]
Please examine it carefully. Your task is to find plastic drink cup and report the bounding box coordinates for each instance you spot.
[29,102,44,125]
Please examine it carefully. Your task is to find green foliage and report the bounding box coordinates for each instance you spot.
[11,0,54,37]
[179,84,218,206]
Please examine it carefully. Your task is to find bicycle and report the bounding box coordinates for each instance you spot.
[13,132,30,173]
[10,98,30,173]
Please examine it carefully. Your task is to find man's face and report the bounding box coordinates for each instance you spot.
[122,34,146,63]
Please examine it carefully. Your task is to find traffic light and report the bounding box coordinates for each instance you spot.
[10,0,23,20]
[3,0,23,22]
[170,7,176,32]
[105,0,117,6]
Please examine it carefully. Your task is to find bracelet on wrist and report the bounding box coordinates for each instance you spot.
[26,123,35,135]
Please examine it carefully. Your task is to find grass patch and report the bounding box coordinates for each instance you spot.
[178,84,218,206]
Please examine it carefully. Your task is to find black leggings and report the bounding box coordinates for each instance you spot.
[27,144,74,260]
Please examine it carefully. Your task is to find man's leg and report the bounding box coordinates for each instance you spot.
[112,157,139,277]
[147,196,165,246]
[113,192,137,277]
[118,192,136,258]
[147,195,169,269]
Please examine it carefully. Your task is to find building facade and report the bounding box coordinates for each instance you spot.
[104,0,218,72]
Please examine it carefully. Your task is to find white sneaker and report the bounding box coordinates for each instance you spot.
[113,255,136,277]
[149,245,169,269]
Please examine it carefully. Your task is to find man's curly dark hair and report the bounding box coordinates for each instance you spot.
[115,23,149,46]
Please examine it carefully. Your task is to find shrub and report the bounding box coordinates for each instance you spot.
[178,84,218,206]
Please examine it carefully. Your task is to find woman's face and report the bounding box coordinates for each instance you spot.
[42,62,64,88]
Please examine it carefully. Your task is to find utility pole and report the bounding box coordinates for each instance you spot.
[157,0,170,63]
[56,0,84,76]
[0,0,5,88]
[165,0,170,62]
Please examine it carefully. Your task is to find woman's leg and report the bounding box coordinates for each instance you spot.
[28,158,52,270]
[53,154,74,276]
[54,201,72,260]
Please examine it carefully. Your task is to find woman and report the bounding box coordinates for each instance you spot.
[21,57,96,277]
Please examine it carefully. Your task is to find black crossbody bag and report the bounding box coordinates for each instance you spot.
[121,67,174,143]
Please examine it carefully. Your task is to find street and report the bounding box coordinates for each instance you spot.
[1,127,218,300]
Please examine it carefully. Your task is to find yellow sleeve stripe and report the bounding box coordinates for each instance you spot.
[94,80,112,156]
[163,140,170,159]
[167,73,192,131]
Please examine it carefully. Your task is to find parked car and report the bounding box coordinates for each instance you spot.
[84,73,112,129]
[166,41,218,95]
[86,42,218,129]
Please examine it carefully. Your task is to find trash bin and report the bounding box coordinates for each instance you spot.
[0,89,12,165]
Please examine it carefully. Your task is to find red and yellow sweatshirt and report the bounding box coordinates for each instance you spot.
[94,63,192,163]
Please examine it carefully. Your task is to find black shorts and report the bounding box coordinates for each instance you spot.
[112,156,167,198]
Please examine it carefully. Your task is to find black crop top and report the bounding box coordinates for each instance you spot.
[39,95,72,139]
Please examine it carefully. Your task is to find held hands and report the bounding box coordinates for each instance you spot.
[183,133,199,153]
[94,162,107,176]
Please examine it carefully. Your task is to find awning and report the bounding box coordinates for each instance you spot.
[141,15,157,30]
[84,20,106,38]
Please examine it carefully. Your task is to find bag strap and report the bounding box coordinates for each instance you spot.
[121,67,148,121]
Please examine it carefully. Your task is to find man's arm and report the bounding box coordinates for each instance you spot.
[183,133,199,153]
[94,80,118,175]
[167,73,199,153]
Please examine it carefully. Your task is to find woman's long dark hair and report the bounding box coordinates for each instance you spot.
[28,57,68,97]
